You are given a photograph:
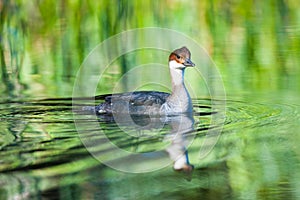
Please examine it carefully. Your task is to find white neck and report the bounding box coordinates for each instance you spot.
[161,60,192,113]
[169,60,185,87]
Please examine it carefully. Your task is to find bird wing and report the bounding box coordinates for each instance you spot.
[102,91,170,106]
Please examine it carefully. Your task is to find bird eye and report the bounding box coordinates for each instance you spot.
[176,54,181,59]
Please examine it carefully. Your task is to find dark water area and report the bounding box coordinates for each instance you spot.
[1,0,300,199]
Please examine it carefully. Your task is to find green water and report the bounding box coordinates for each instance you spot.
[1,1,300,199]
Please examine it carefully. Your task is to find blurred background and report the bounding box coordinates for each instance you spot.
[1,1,300,199]
[1,0,299,101]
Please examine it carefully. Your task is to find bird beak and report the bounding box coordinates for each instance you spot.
[183,58,195,67]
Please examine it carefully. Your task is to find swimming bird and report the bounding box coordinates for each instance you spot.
[85,46,195,115]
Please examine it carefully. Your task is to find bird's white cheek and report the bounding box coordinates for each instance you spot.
[169,60,184,69]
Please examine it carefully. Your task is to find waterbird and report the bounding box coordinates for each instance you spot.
[84,46,195,115]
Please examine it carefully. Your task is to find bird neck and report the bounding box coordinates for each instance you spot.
[167,61,192,112]
[168,60,185,88]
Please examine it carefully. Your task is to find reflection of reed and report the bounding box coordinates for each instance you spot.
[0,1,8,78]
[0,1,25,95]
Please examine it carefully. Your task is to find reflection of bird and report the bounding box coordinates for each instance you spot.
[84,46,195,115]
[166,114,194,172]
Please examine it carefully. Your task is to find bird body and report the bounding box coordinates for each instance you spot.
[84,47,195,115]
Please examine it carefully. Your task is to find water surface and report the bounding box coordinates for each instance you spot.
[0,96,299,199]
